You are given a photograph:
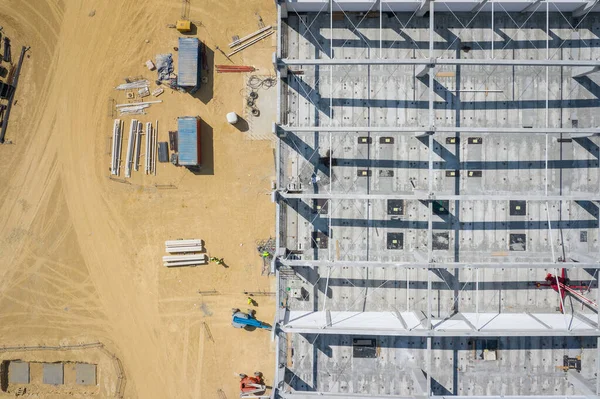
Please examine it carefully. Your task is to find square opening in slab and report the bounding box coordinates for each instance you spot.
[468,137,482,144]
[313,199,329,214]
[387,200,404,216]
[475,339,499,360]
[433,200,449,215]
[433,232,450,250]
[509,234,526,251]
[467,171,482,177]
[581,231,588,243]
[446,137,459,144]
[445,170,459,177]
[358,136,372,144]
[379,169,394,177]
[387,233,404,250]
[510,201,526,216]
[353,338,377,358]
[312,232,328,249]
[379,137,394,144]
[357,169,371,177]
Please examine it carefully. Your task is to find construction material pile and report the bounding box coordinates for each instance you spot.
[163,239,206,267]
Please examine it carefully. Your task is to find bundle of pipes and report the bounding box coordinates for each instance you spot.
[165,239,203,253]
[145,122,153,174]
[134,121,142,171]
[163,254,207,267]
[216,65,256,73]
[118,104,149,115]
[115,80,149,90]
[110,119,123,176]
[125,120,137,178]
[227,26,273,57]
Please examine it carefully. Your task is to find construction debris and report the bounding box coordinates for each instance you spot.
[165,239,203,253]
[155,53,174,81]
[110,119,122,176]
[115,100,162,108]
[145,60,156,70]
[227,30,274,57]
[115,80,149,90]
[118,105,149,116]
[229,25,272,48]
[145,122,153,174]
[216,65,256,73]
[152,87,164,97]
[138,86,150,97]
[163,254,207,267]
[125,120,137,178]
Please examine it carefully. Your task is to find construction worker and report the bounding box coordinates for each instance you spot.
[261,251,270,258]
[247,297,256,306]
[209,256,218,263]
[216,258,225,266]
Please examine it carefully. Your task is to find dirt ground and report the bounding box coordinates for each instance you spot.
[0,0,277,398]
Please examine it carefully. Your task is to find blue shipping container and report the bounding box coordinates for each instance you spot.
[178,117,201,166]
[178,37,199,87]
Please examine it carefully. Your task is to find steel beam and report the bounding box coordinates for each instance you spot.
[278,192,600,201]
[280,324,599,337]
[276,125,600,134]
[278,259,600,269]
[279,395,589,399]
[279,57,600,67]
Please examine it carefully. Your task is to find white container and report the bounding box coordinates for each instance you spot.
[226,112,238,124]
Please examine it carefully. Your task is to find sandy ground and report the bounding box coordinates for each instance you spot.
[0,0,277,398]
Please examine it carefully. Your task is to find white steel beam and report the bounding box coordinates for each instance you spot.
[278,259,600,269]
[279,57,600,67]
[280,311,599,336]
[279,192,600,201]
[277,125,600,134]
[279,394,589,399]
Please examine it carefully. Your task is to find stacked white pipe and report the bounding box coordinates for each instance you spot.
[163,239,205,267]
[110,119,122,176]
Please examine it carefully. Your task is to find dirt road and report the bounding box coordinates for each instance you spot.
[0,0,276,398]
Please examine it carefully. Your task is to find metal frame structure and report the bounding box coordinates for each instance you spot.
[272,0,600,397]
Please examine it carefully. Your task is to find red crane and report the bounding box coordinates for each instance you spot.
[535,268,597,312]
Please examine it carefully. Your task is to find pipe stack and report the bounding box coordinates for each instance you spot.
[165,239,203,253]
[111,119,122,175]
[163,239,205,267]
[163,254,207,267]
[125,119,137,178]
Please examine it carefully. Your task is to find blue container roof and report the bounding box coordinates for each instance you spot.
[178,37,199,87]
[178,117,198,166]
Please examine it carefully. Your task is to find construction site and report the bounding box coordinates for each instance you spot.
[270,0,600,398]
[0,0,598,398]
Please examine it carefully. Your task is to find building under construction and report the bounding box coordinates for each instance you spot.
[271,0,600,397]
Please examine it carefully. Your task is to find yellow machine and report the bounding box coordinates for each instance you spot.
[176,20,191,32]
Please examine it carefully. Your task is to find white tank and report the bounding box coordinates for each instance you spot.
[226,112,238,125]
